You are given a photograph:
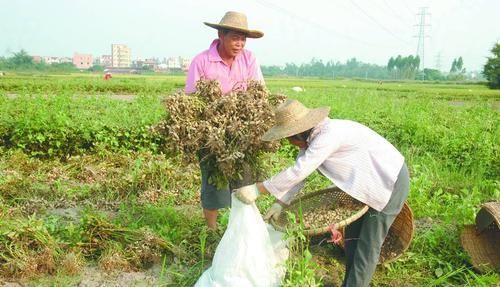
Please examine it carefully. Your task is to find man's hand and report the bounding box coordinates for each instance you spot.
[264,203,283,221]
[234,184,260,204]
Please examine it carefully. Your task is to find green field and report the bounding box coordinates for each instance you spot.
[0,74,499,286]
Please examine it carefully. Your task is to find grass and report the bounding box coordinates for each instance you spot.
[0,73,499,286]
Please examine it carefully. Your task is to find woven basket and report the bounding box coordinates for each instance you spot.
[270,187,369,236]
[461,201,500,273]
[378,201,414,264]
[336,201,414,264]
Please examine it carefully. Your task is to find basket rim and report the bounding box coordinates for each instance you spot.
[479,201,500,228]
[270,186,369,235]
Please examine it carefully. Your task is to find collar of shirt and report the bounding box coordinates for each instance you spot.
[208,39,241,64]
[307,117,330,145]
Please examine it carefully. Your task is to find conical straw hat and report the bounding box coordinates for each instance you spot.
[262,99,330,141]
[204,11,264,38]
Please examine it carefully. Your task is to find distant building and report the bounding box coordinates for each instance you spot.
[144,58,159,70]
[157,63,168,71]
[94,55,112,67]
[101,55,112,67]
[132,59,144,69]
[180,57,191,71]
[32,56,42,63]
[112,44,131,68]
[166,57,180,69]
[73,53,93,69]
[166,56,191,72]
[59,57,73,64]
[42,56,61,65]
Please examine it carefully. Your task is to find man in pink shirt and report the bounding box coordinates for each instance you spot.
[185,11,264,95]
[185,11,265,229]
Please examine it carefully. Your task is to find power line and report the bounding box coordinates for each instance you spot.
[380,0,411,26]
[254,0,404,49]
[350,0,413,45]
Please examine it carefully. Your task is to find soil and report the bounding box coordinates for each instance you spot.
[0,265,171,287]
[77,265,164,287]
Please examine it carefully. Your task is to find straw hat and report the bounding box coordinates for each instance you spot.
[204,11,264,39]
[262,99,330,141]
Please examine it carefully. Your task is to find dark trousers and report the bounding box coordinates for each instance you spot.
[198,151,231,209]
[342,163,410,287]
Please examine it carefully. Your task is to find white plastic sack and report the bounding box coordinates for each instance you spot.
[195,194,289,287]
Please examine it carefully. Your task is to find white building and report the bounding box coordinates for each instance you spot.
[166,57,181,69]
[165,57,191,71]
[180,57,191,71]
[59,57,73,64]
[42,56,61,65]
[95,55,112,67]
[112,44,131,68]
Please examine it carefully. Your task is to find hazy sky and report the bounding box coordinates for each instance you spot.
[2,0,499,71]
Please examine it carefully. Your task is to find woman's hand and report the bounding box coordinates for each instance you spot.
[263,203,283,221]
[234,184,260,204]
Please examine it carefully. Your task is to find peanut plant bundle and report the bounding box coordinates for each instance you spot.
[154,80,286,187]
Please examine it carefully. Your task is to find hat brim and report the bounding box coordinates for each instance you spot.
[261,107,330,141]
[204,22,264,38]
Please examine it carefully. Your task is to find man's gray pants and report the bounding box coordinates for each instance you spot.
[342,163,410,287]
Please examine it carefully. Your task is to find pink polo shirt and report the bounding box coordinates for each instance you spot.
[185,39,264,94]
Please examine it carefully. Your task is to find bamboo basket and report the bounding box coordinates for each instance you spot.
[334,201,414,264]
[270,187,369,236]
[461,201,500,273]
[378,201,414,264]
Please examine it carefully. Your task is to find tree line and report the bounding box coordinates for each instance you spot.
[2,48,498,88]
[261,58,391,79]
[0,50,79,72]
[261,54,476,81]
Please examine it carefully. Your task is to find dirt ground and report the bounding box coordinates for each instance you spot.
[0,264,169,287]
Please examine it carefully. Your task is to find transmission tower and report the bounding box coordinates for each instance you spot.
[414,7,431,78]
[435,52,442,72]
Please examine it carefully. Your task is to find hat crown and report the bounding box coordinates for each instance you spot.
[261,99,330,141]
[275,100,311,126]
[218,11,249,30]
[204,11,263,38]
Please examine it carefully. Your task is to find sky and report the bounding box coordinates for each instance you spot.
[1,0,499,72]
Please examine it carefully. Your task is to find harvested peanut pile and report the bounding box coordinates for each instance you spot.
[153,80,286,186]
[300,203,361,229]
[275,191,366,230]
[379,231,404,263]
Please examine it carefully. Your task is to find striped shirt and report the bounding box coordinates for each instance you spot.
[185,39,264,94]
[263,118,405,211]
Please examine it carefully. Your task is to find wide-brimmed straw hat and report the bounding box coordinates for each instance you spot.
[204,11,264,39]
[262,99,330,141]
